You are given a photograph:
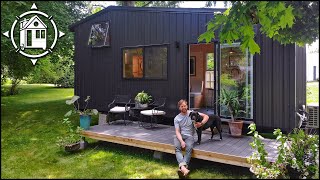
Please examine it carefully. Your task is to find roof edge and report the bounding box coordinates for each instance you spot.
[69,6,227,32]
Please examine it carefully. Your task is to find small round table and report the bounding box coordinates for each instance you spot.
[129,106,150,126]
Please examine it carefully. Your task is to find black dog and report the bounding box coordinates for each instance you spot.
[189,111,222,145]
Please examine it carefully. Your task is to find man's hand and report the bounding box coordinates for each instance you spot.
[195,122,202,128]
[180,141,186,148]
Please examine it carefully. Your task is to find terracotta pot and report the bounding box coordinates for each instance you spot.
[228,120,243,137]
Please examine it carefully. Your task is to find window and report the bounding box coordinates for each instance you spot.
[220,43,253,119]
[41,30,45,39]
[205,53,214,89]
[123,48,143,78]
[145,46,167,79]
[36,30,40,38]
[88,21,110,47]
[27,30,32,46]
[122,45,168,79]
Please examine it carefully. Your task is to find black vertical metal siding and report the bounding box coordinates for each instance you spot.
[254,31,306,132]
[295,45,307,127]
[72,8,216,117]
[72,7,306,131]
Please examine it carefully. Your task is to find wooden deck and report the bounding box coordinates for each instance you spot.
[81,121,280,168]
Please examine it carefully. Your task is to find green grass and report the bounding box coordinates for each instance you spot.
[307,81,319,105]
[1,84,252,179]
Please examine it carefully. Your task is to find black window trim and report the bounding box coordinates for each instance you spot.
[121,44,169,80]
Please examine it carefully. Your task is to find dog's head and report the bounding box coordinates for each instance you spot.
[189,111,202,123]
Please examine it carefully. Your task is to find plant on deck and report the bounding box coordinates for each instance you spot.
[218,88,245,122]
[135,91,152,104]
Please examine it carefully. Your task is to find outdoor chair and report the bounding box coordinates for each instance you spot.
[107,95,131,125]
[140,98,166,128]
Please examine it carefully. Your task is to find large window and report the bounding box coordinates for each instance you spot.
[122,45,168,79]
[220,43,253,119]
[88,21,110,47]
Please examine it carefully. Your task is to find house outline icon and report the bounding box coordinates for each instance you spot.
[20,15,47,50]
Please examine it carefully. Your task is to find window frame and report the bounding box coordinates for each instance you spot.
[87,21,111,48]
[121,44,169,80]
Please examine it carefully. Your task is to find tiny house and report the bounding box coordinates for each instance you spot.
[69,6,306,132]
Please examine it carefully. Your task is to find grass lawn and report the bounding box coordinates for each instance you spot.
[307,81,319,105]
[1,84,252,179]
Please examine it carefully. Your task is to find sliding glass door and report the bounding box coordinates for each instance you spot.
[219,43,253,119]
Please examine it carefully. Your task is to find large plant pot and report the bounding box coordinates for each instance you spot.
[136,102,148,108]
[64,140,88,152]
[80,115,91,130]
[65,142,81,152]
[228,120,243,137]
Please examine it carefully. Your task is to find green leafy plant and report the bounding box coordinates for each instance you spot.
[198,1,318,55]
[286,129,319,179]
[56,118,83,148]
[247,123,319,179]
[218,88,245,122]
[248,123,288,178]
[220,74,237,87]
[64,95,98,116]
[135,91,152,104]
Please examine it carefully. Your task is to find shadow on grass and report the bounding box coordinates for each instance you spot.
[82,140,253,179]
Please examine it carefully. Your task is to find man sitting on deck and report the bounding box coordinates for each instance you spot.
[174,99,209,177]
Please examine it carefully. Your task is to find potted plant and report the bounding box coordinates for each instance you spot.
[135,91,152,108]
[56,118,87,152]
[65,95,98,130]
[219,88,245,137]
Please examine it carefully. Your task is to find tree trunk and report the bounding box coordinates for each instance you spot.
[9,78,20,95]
[228,106,235,122]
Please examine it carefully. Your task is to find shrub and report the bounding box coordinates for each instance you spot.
[247,123,319,179]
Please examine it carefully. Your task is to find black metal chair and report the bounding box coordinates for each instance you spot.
[107,95,131,125]
[140,98,166,128]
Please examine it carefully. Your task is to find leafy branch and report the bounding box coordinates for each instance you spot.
[199,1,319,55]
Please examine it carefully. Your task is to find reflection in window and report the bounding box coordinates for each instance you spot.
[206,53,214,89]
[123,48,143,78]
[122,46,168,79]
[220,43,253,119]
[88,22,110,47]
[145,46,167,79]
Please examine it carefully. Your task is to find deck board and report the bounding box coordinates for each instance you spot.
[81,121,280,168]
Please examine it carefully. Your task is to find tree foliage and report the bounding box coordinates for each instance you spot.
[199,1,319,55]
[115,1,183,7]
[1,1,89,94]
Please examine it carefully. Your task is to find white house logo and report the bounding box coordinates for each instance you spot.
[2,3,65,65]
